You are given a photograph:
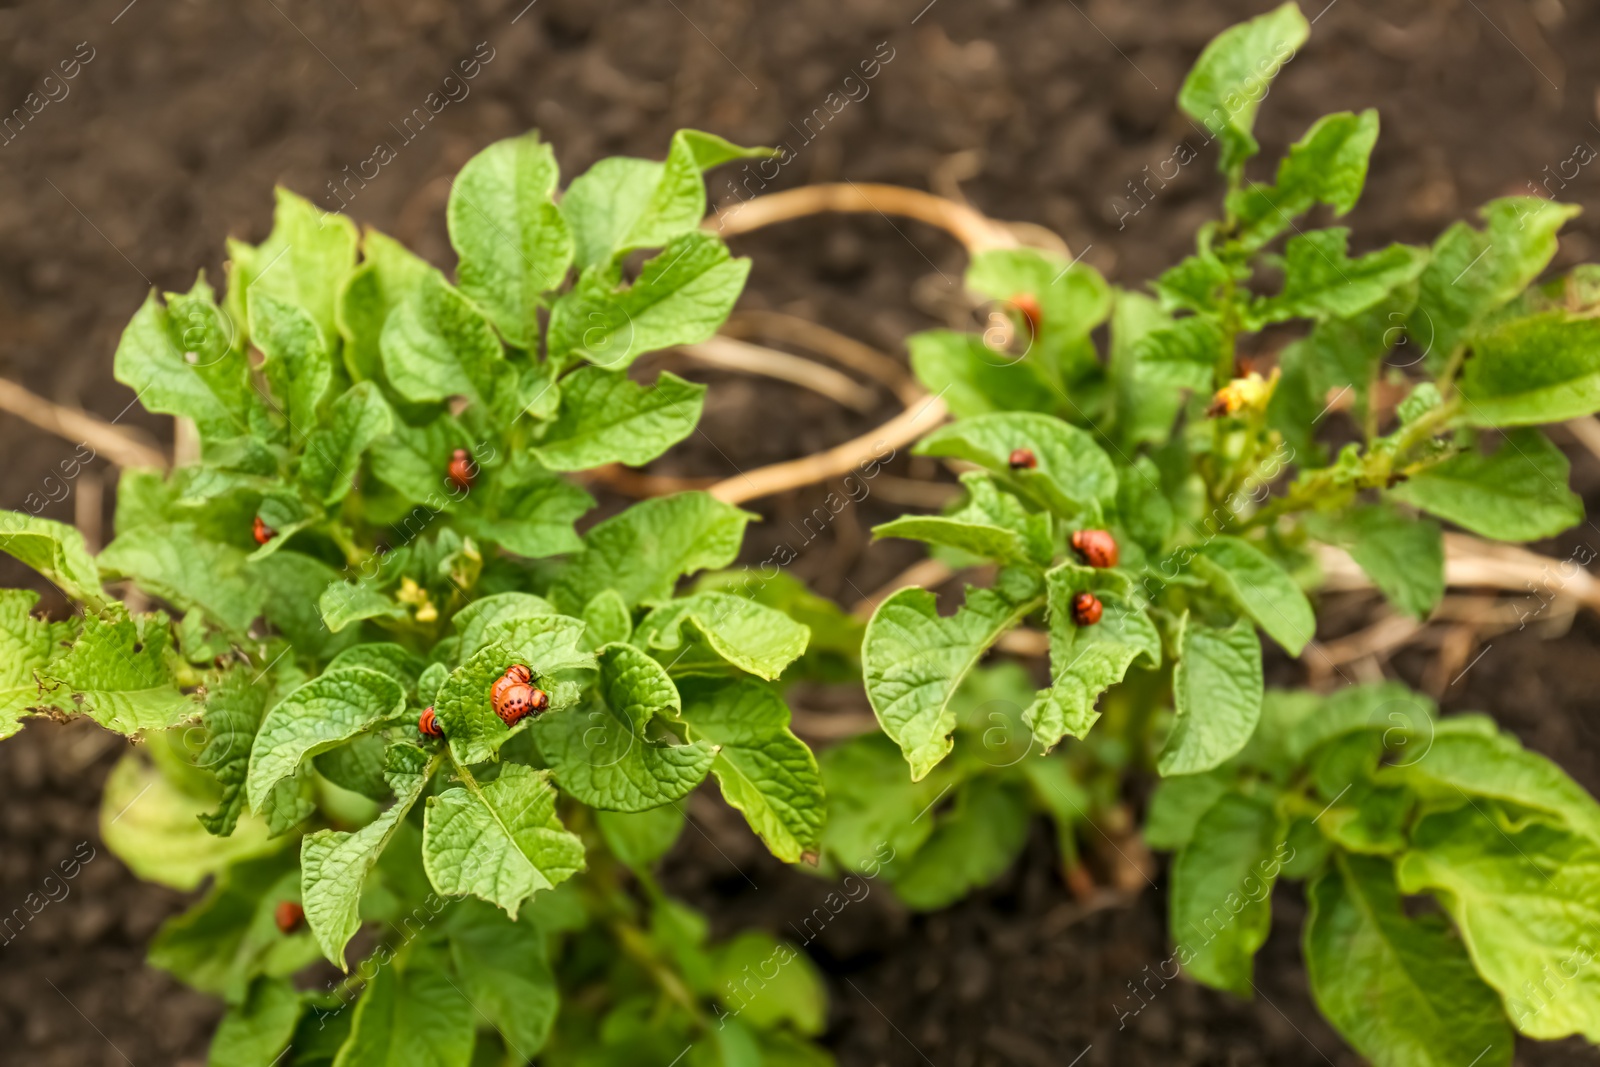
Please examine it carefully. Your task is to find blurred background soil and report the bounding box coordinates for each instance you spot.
[2,0,1600,1063]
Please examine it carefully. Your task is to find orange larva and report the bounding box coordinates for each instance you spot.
[447,448,477,492]
[1071,529,1119,569]
[275,900,304,934]
[1010,292,1043,336]
[1009,448,1038,470]
[495,683,549,726]
[253,516,275,545]
[1071,592,1103,626]
[418,706,443,738]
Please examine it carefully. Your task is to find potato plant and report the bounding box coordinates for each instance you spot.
[0,131,837,1066]
[837,5,1600,1064]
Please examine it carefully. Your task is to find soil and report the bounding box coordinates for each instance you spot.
[2,0,1600,1063]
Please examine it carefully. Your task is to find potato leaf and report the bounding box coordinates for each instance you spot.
[532,367,706,471]
[1177,1,1309,174]
[422,764,585,917]
[448,131,573,348]
[1387,428,1582,542]
[301,744,434,969]
[245,668,406,812]
[1170,792,1284,995]
[1158,615,1263,776]
[677,678,824,863]
[864,583,1043,780]
[1306,853,1513,1067]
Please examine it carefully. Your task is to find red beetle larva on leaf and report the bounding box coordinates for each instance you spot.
[275,900,304,934]
[1008,447,1037,470]
[1009,292,1042,337]
[495,682,549,726]
[418,706,442,739]
[446,448,477,491]
[1071,529,1119,569]
[252,516,275,545]
[490,664,532,709]
[1070,591,1103,626]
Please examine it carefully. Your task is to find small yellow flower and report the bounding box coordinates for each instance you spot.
[1207,369,1278,417]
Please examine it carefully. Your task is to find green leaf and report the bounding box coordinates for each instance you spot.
[249,289,334,445]
[1191,536,1315,654]
[595,804,686,870]
[1387,428,1582,542]
[965,248,1112,337]
[1111,290,1197,446]
[1158,615,1263,776]
[147,850,314,997]
[0,511,103,603]
[302,746,433,968]
[906,329,1058,418]
[245,668,407,812]
[1306,853,1513,1067]
[1177,1,1310,174]
[367,411,472,505]
[561,157,667,269]
[301,382,394,504]
[1398,807,1600,1042]
[550,492,753,613]
[1249,229,1427,327]
[864,583,1042,780]
[436,615,594,765]
[452,456,594,560]
[819,732,950,873]
[314,734,391,801]
[1410,197,1579,366]
[338,228,432,385]
[1170,792,1284,995]
[1127,315,1225,388]
[227,187,358,350]
[547,232,751,372]
[210,978,302,1067]
[422,763,585,917]
[103,752,280,898]
[1265,682,1433,770]
[677,678,824,863]
[1025,562,1160,747]
[628,130,772,248]
[1144,770,1233,851]
[326,643,429,699]
[451,591,557,660]
[532,367,706,470]
[380,271,516,421]
[447,131,573,347]
[713,931,827,1035]
[635,592,811,680]
[914,411,1117,520]
[43,609,194,734]
[113,279,252,441]
[1461,309,1600,426]
[872,472,1051,568]
[319,580,408,634]
[0,589,69,739]
[197,669,272,837]
[532,643,715,811]
[1227,109,1381,249]
[446,901,560,1058]
[581,589,633,650]
[1305,505,1444,618]
[1395,728,1600,844]
[890,777,1031,910]
[99,523,263,634]
[332,954,474,1067]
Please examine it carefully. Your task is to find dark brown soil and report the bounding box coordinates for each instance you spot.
[3,0,1600,1063]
